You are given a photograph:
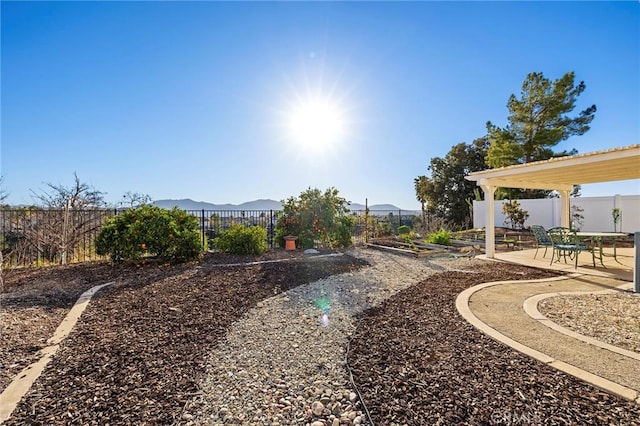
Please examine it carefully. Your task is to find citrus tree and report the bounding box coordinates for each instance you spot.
[275,187,355,249]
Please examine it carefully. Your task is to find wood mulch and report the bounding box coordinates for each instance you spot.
[347,263,640,425]
[1,261,177,391]
[1,251,365,425]
[3,252,639,425]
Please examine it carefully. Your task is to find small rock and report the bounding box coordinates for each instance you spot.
[304,248,320,254]
[279,398,291,406]
[311,421,325,426]
[311,401,325,416]
[182,413,193,420]
[353,415,362,425]
[331,402,342,415]
[348,392,357,402]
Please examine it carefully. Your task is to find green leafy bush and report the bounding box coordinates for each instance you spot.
[363,216,393,238]
[275,187,355,249]
[502,199,529,230]
[214,225,268,255]
[398,225,411,235]
[95,205,202,264]
[426,229,451,246]
[333,215,356,248]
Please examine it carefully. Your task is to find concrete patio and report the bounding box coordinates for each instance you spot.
[462,246,639,403]
[479,246,635,282]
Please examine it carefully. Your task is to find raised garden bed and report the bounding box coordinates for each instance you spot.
[367,238,457,258]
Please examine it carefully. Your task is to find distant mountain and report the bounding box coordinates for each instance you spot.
[153,199,234,210]
[237,199,283,210]
[153,198,418,214]
[348,202,418,214]
[367,204,405,211]
[153,198,280,211]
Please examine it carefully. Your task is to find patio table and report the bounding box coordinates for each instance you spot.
[576,232,627,266]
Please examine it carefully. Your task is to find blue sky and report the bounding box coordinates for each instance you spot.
[2,1,638,210]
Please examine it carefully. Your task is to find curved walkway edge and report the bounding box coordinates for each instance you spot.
[455,277,640,405]
[523,287,640,362]
[0,282,114,424]
[203,252,344,268]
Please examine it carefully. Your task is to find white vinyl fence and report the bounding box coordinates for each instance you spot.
[473,195,640,233]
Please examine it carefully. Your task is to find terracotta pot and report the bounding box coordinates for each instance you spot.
[284,236,298,251]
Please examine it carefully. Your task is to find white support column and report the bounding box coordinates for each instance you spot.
[559,189,571,228]
[480,184,497,258]
[634,232,639,293]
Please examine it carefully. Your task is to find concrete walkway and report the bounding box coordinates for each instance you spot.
[486,247,635,282]
[456,274,640,404]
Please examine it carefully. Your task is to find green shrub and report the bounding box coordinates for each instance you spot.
[502,199,529,230]
[398,225,411,235]
[377,221,393,237]
[333,215,356,248]
[214,225,268,255]
[95,205,202,264]
[275,187,354,249]
[426,229,451,246]
[401,233,418,250]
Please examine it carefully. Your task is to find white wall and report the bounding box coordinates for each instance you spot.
[473,195,640,232]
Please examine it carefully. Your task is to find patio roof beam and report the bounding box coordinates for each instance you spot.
[477,178,574,191]
[466,145,640,187]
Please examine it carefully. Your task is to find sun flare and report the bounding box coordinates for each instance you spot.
[288,98,345,152]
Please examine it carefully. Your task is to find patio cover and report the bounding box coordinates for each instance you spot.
[465,144,640,290]
[466,144,639,193]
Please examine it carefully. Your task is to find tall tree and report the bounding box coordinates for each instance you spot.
[416,137,489,228]
[486,71,596,167]
[414,175,430,232]
[486,71,595,198]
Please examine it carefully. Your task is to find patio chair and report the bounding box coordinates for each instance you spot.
[531,225,553,258]
[547,227,595,269]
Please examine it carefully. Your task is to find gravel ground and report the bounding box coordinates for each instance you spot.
[184,249,460,425]
[3,248,639,425]
[539,292,640,353]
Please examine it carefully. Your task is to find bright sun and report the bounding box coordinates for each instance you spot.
[288,98,345,152]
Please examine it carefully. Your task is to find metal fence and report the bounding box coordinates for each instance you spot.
[190,208,417,247]
[1,207,419,268]
[186,209,280,249]
[0,208,118,268]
